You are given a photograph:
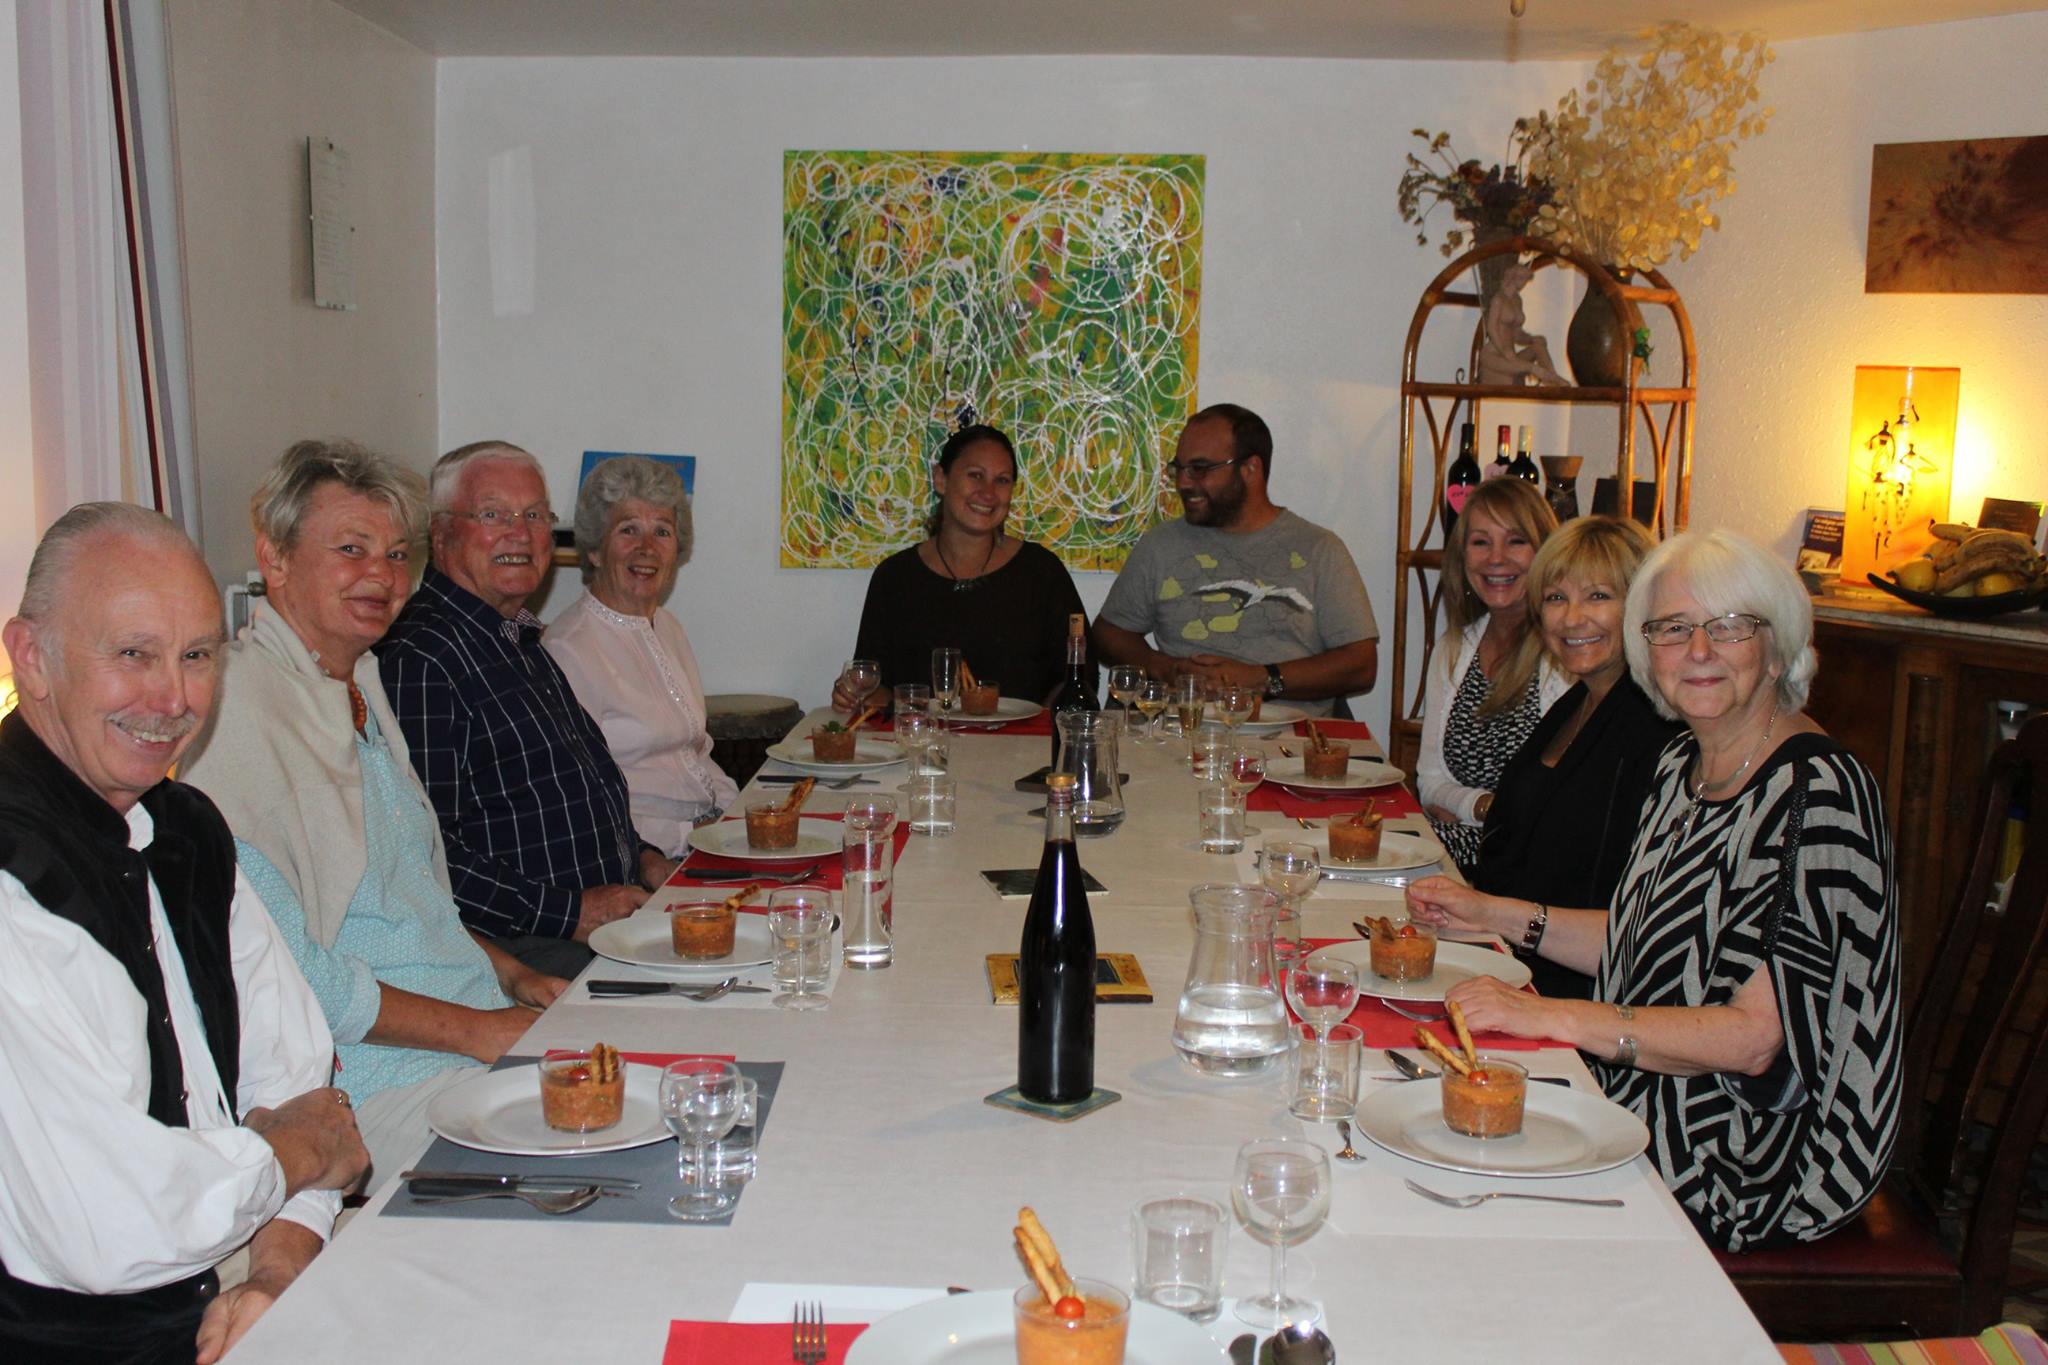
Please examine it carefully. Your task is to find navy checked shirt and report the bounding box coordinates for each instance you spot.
[378,567,644,941]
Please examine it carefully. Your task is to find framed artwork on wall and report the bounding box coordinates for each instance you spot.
[779,149,1206,571]
[1866,135,2048,294]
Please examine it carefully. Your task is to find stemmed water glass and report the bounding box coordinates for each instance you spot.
[768,888,834,1011]
[839,658,880,716]
[1284,955,1360,1044]
[1132,677,1169,744]
[1215,681,1257,733]
[660,1059,744,1221]
[1260,841,1322,949]
[1228,743,1266,834]
[931,647,962,717]
[1232,1138,1332,1329]
[1107,665,1142,724]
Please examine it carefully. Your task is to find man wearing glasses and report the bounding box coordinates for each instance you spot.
[1093,405,1378,716]
[379,441,672,975]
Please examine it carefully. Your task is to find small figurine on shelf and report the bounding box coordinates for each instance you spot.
[1476,261,1568,388]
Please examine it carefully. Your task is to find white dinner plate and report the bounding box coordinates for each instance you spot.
[1277,828,1438,875]
[846,1290,1227,1364]
[1305,938,1534,1003]
[424,1062,669,1157]
[763,737,907,773]
[587,910,775,975]
[941,697,1044,728]
[1354,1074,1649,1178]
[1265,755,1407,793]
[686,818,843,864]
[1235,701,1310,735]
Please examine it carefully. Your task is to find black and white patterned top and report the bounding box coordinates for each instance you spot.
[1426,655,1543,874]
[1594,732,1901,1252]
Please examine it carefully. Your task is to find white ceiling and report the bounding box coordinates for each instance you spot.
[328,0,2048,60]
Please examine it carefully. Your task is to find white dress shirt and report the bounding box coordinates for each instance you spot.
[545,593,739,857]
[0,803,340,1295]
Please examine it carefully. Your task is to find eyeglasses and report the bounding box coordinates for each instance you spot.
[1640,614,1769,646]
[449,505,557,531]
[1163,455,1243,480]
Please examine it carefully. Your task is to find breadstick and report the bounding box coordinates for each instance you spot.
[960,658,980,691]
[781,777,815,812]
[1305,720,1326,753]
[1014,1227,1065,1304]
[1415,1026,1474,1077]
[722,883,765,913]
[846,702,878,733]
[1446,1000,1479,1069]
[1016,1207,1075,1298]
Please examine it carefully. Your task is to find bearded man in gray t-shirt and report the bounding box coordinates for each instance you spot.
[1094,405,1378,718]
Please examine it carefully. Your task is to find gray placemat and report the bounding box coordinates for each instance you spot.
[382,1058,783,1226]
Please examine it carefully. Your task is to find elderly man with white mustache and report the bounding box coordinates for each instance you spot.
[377,441,673,977]
[0,503,367,1365]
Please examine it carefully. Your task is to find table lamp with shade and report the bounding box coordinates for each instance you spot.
[1839,364,1960,588]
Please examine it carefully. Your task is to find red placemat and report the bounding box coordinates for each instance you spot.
[667,817,913,899]
[951,712,1054,737]
[1250,784,1422,819]
[663,1320,865,1363]
[1290,718,1379,743]
[1297,938,1569,1051]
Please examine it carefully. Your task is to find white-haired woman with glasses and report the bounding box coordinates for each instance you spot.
[1411,529,1901,1253]
[544,456,736,856]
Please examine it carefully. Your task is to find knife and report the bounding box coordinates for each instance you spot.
[587,980,772,997]
[400,1169,642,1191]
[758,774,878,785]
[675,866,817,882]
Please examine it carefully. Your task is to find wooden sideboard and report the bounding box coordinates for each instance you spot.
[1805,592,2048,1009]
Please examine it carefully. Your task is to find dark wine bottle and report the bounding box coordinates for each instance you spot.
[1487,424,1512,480]
[1048,612,1097,767]
[1444,422,1481,535]
[1017,773,1096,1104]
[1510,424,1540,484]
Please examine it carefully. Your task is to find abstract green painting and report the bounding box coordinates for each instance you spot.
[781,149,1206,570]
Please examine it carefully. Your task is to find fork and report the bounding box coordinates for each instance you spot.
[792,1300,826,1363]
[1404,1179,1623,1209]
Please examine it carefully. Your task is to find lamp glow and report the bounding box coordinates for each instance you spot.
[1840,365,1960,587]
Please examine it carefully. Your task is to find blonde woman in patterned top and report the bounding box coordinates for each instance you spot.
[546,456,738,858]
[1415,530,1901,1251]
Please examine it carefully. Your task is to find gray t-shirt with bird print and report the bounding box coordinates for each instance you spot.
[1098,509,1377,716]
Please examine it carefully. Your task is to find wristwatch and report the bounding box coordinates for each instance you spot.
[1263,663,1286,698]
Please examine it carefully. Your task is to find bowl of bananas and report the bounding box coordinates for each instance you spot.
[1868,524,2048,618]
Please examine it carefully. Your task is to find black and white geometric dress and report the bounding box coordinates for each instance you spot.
[1593,732,1901,1252]
[1427,656,1543,875]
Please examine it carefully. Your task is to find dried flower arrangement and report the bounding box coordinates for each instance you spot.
[1525,23,1774,272]
[1396,122,1554,259]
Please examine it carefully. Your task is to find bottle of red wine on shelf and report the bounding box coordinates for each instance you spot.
[1486,424,1512,480]
[1018,773,1096,1104]
[1048,612,1097,767]
[1510,424,1540,484]
[1444,422,1481,535]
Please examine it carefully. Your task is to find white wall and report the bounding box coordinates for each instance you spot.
[0,0,35,666]
[435,54,1581,729]
[167,0,436,584]
[434,14,2048,730]
[1686,11,2048,551]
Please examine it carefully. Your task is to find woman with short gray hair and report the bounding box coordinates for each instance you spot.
[1411,529,1901,1252]
[545,455,735,854]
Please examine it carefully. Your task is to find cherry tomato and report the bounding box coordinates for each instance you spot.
[1054,1296,1086,1320]
[1467,1068,1493,1086]
[1398,924,1418,939]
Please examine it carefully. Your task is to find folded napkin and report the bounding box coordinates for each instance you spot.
[620,1051,735,1068]
[1299,938,1568,1051]
[668,818,913,897]
[662,1321,865,1363]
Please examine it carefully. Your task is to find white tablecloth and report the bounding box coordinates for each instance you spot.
[229,717,1777,1364]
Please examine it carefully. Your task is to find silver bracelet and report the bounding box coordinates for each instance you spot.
[1614,1003,1638,1068]
[1517,902,1549,956]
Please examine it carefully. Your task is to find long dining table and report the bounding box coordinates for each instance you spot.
[229,709,1779,1364]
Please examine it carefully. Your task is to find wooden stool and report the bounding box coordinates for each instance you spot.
[705,693,802,788]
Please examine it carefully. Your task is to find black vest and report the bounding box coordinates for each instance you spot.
[0,711,243,1365]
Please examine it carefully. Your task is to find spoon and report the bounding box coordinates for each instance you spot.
[1333,1119,1366,1164]
[411,1185,603,1215]
[1260,1323,1336,1364]
[1384,1048,1431,1080]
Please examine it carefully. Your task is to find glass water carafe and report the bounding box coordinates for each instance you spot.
[1053,709,1125,835]
[1171,884,1291,1076]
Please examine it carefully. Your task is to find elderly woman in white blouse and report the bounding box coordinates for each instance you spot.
[545,456,737,856]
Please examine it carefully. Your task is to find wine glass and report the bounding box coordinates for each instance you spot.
[1232,1138,1331,1329]
[1227,743,1267,835]
[1284,955,1359,1044]
[1132,677,1168,744]
[1215,681,1256,733]
[1107,665,1142,721]
[931,647,962,717]
[768,889,834,1011]
[1260,841,1322,949]
[660,1059,744,1221]
[839,658,880,716]
[1172,676,1207,742]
